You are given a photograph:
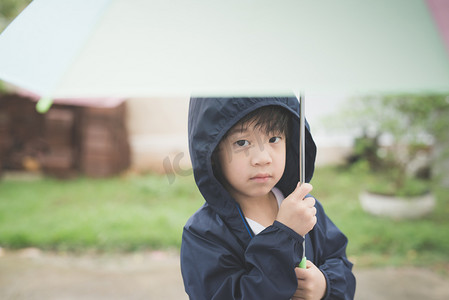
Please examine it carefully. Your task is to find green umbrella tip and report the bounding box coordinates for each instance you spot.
[36,97,53,113]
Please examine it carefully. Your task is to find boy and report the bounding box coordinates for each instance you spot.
[181,97,355,299]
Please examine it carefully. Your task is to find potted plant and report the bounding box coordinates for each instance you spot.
[339,94,449,219]
[359,138,435,219]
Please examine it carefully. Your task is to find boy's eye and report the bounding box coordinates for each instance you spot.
[269,136,281,143]
[235,140,249,147]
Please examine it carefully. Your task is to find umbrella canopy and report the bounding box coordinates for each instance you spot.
[0,0,449,99]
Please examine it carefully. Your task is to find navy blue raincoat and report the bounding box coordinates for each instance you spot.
[181,97,356,299]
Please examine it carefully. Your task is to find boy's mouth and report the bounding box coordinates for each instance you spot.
[250,174,272,183]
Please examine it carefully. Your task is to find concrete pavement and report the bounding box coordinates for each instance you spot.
[1,248,448,300]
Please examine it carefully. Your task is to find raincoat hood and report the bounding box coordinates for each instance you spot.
[188,97,317,218]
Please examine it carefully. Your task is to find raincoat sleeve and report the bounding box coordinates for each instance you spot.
[181,219,304,300]
[313,200,356,300]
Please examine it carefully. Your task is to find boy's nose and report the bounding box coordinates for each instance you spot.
[250,147,272,166]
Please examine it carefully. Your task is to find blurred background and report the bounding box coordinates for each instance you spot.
[1,1,449,299]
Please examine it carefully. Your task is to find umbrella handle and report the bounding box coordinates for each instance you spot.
[299,256,307,269]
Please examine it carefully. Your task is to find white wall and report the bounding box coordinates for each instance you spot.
[126,96,355,173]
[126,97,191,173]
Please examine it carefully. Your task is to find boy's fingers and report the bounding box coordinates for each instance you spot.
[306,260,314,268]
[292,182,313,200]
[304,197,316,207]
[295,261,315,279]
[295,267,307,279]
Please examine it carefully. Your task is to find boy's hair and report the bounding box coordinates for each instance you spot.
[212,105,291,183]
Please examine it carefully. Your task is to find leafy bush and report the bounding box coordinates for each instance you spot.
[334,94,449,196]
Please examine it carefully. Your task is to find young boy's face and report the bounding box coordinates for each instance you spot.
[217,121,286,201]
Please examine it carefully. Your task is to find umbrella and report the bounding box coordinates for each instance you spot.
[1,0,448,275]
[0,0,448,105]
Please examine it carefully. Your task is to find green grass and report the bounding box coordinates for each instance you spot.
[0,173,204,252]
[1,167,448,269]
[311,166,449,269]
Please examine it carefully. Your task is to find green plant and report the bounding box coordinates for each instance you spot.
[0,0,32,32]
[0,173,205,252]
[312,166,449,268]
[338,94,449,197]
[0,1,32,93]
[365,171,430,197]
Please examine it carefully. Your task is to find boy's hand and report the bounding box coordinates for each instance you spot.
[292,260,327,300]
[276,183,316,237]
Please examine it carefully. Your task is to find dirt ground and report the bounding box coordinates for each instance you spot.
[1,248,448,300]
